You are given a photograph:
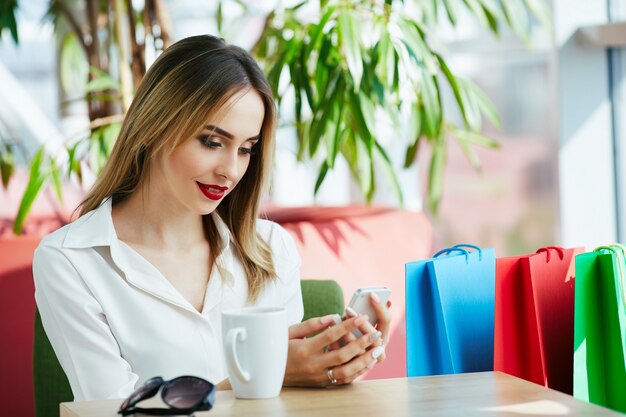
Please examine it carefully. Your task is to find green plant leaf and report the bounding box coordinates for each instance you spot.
[314,160,329,195]
[13,148,47,234]
[442,0,458,25]
[375,32,389,87]
[353,133,374,201]
[358,93,377,135]
[454,132,481,170]
[217,1,223,34]
[436,54,469,129]
[102,122,122,155]
[404,103,423,168]
[427,134,446,214]
[524,0,552,34]
[0,146,15,189]
[84,74,121,93]
[373,142,403,206]
[67,141,83,184]
[348,91,374,148]
[306,5,335,59]
[327,94,345,168]
[420,71,442,139]
[315,36,332,97]
[464,79,501,128]
[89,128,105,174]
[49,156,63,203]
[457,79,482,131]
[450,126,500,148]
[463,0,491,32]
[501,0,531,44]
[309,73,342,157]
[338,11,363,90]
[290,62,304,127]
[298,48,316,110]
[404,135,422,168]
[339,128,374,202]
[449,126,500,172]
[0,0,19,43]
[60,33,88,95]
[266,45,288,98]
[481,4,500,35]
[395,18,434,69]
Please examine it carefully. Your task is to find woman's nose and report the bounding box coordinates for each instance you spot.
[215,150,239,180]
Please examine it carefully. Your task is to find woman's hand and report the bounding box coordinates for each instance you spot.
[368,293,392,362]
[284,315,383,387]
[330,294,393,363]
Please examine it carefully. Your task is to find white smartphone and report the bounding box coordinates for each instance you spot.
[347,286,391,328]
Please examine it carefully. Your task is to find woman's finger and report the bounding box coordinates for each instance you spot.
[335,361,374,385]
[369,292,392,343]
[289,314,341,339]
[331,342,385,383]
[322,328,382,369]
[309,315,368,350]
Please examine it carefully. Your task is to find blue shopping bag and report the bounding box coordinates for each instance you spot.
[406,244,496,376]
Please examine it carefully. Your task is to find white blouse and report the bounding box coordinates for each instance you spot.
[33,199,304,401]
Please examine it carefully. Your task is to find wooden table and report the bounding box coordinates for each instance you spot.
[60,372,624,416]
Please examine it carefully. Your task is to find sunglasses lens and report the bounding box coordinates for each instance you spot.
[120,376,163,410]
[163,377,214,409]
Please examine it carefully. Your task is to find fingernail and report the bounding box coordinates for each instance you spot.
[370,292,381,303]
[320,314,340,326]
[368,331,382,343]
[371,346,385,360]
[368,360,377,369]
[345,306,358,318]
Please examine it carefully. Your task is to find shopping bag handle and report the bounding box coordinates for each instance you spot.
[536,246,564,262]
[608,243,626,255]
[452,244,483,261]
[433,247,470,264]
[594,245,626,308]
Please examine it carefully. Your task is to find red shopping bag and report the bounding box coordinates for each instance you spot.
[494,246,582,394]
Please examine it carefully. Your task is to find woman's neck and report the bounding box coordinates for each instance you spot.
[111,186,206,252]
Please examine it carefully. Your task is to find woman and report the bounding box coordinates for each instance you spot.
[33,35,391,401]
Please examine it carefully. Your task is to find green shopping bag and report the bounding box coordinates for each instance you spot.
[574,244,626,413]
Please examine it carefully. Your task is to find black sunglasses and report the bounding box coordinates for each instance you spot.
[118,376,216,416]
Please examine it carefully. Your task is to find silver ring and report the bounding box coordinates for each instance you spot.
[327,368,337,384]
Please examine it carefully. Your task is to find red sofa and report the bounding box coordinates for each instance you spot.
[0,237,40,417]
[0,205,431,417]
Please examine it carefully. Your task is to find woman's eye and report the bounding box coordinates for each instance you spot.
[239,147,255,155]
[198,136,221,149]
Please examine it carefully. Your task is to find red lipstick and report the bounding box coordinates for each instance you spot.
[197,182,229,201]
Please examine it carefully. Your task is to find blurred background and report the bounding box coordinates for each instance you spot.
[0,0,623,256]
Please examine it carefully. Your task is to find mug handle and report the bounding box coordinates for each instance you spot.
[225,328,251,382]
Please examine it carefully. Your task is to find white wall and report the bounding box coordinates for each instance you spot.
[555,0,618,249]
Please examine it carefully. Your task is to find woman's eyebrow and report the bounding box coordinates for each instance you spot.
[205,124,260,142]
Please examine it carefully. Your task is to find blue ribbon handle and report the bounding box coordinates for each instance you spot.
[452,244,483,261]
[433,247,470,264]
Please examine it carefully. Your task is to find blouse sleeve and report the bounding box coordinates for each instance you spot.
[33,243,139,401]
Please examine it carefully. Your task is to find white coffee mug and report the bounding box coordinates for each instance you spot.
[221,306,288,399]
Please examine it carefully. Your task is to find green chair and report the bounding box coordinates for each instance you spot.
[33,279,344,417]
[33,310,72,417]
[300,279,345,321]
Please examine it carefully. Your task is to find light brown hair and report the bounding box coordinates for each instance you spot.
[79,35,277,301]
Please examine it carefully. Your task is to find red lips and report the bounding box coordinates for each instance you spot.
[197,182,229,201]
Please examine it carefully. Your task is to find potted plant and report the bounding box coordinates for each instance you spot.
[1,0,549,234]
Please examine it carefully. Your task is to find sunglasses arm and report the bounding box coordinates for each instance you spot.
[118,406,195,416]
